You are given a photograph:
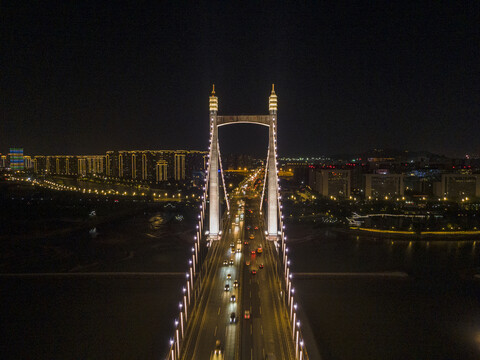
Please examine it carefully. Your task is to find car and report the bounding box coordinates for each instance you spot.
[249,234,255,239]
[226,273,231,279]
[230,243,235,247]
[224,284,230,291]
[230,312,236,323]
[247,225,251,230]
[237,239,242,244]
[244,310,250,319]
[254,226,258,230]
[259,263,264,269]
[229,259,234,265]
[251,250,256,255]
[233,280,239,288]
[245,260,250,266]
[223,260,228,265]
[213,339,222,355]
[251,270,256,275]
[244,241,249,245]
[257,247,263,254]
[230,295,236,302]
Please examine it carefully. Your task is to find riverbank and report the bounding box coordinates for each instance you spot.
[344,227,480,240]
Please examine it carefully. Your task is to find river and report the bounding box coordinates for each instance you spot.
[2,212,480,359]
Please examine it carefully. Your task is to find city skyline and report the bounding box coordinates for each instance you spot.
[2,2,479,157]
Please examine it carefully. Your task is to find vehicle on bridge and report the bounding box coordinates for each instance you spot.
[210,340,224,359]
[230,312,237,323]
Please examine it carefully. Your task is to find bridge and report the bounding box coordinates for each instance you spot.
[166,86,310,359]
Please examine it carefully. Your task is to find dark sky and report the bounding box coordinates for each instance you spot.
[2,1,479,157]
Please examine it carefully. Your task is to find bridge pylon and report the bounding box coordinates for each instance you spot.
[207,85,280,240]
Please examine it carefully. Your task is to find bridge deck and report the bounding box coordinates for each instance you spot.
[180,191,294,359]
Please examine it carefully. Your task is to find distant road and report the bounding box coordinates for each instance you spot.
[0,272,184,278]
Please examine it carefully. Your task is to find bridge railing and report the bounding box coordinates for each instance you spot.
[164,127,216,360]
[276,185,310,360]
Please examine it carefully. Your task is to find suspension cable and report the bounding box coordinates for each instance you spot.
[260,147,269,213]
[217,141,230,212]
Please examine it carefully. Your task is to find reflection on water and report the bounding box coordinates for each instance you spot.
[149,214,165,230]
[289,227,480,279]
[289,226,480,360]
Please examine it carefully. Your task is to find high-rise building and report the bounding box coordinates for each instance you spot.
[9,148,24,170]
[78,158,87,176]
[118,153,125,178]
[24,156,33,170]
[364,173,404,198]
[131,153,137,179]
[175,153,186,180]
[142,153,148,180]
[435,174,480,200]
[24,149,206,181]
[0,155,7,168]
[156,160,168,182]
[310,169,351,198]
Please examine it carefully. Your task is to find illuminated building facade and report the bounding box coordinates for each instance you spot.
[0,155,7,168]
[9,148,24,170]
[175,153,186,180]
[28,150,206,181]
[24,156,33,169]
[156,160,168,182]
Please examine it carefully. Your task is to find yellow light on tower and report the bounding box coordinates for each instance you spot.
[269,84,277,112]
[209,84,218,112]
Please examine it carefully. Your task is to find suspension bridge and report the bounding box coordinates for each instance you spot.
[166,85,310,360]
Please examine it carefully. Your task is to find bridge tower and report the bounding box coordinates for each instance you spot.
[208,86,220,237]
[267,85,278,238]
[207,85,279,240]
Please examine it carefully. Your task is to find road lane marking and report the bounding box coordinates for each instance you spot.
[261,324,263,335]
[250,324,252,335]
[251,348,253,359]
[218,307,221,315]
[214,325,217,336]
[260,306,262,315]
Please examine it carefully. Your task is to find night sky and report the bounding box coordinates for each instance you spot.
[2,2,479,157]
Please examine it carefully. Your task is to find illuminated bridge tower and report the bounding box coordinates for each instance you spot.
[208,86,220,237]
[207,85,279,240]
[267,85,278,238]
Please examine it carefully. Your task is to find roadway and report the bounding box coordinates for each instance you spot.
[180,175,295,359]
